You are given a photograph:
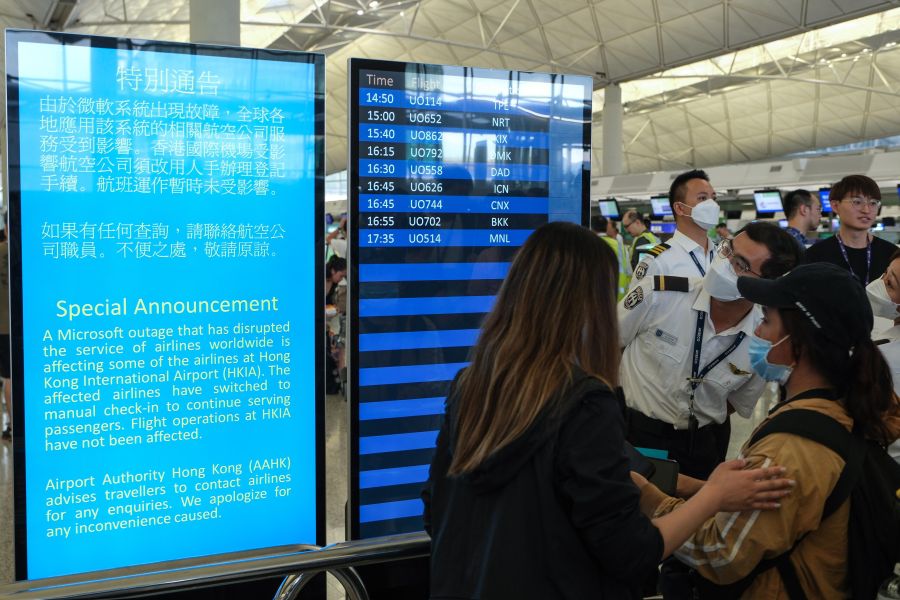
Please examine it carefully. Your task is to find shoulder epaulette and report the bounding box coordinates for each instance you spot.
[652,275,689,292]
[647,243,670,257]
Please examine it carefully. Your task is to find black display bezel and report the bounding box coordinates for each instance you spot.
[347,57,592,540]
[597,197,621,219]
[753,188,784,218]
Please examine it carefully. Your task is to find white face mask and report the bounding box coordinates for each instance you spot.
[685,198,721,230]
[866,278,900,320]
[703,253,742,301]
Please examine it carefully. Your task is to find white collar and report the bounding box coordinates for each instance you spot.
[672,229,714,257]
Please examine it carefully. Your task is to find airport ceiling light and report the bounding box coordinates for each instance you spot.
[593,7,900,112]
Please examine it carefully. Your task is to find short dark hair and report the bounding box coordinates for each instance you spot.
[736,221,802,279]
[668,169,710,211]
[624,209,644,224]
[716,222,728,229]
[590,215,608,233]
[831,174,881,204]
[326,255,347,277]
[890,248,900,264]
[783,189,814,219]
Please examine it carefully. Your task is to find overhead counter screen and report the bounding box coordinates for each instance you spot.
[6,30,325,579]
[348,59,591,538]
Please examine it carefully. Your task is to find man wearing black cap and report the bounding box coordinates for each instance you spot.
[636,262,900,599]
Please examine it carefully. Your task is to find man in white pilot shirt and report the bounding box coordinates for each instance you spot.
[630,169,720,286]
[618,221,802,480]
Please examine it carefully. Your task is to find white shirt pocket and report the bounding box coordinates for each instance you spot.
[647,328,687,367]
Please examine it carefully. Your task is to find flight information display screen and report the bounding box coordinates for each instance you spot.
[819,188,832,214]
[650,196,672,217]
[348,59,591,538]
[754,190,784,214]
[598,199,620,219]
[7,30,324,580]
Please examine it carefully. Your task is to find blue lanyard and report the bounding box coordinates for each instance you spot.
[836,234,872,285]
[689,251,706,277]
[689,311,747,416]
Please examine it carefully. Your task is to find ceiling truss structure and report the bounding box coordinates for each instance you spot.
[610,27,900,174]
[0,0,897,175]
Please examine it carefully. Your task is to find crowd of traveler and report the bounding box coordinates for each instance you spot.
[424,171,900,599]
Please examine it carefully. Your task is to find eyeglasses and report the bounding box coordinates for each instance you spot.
[842,196,881,211]
[623,218,638,228]
[717,238,761,276]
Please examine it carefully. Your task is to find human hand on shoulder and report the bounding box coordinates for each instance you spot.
[701,459,795,512]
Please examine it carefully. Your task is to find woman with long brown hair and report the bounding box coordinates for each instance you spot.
[423,221,794,599]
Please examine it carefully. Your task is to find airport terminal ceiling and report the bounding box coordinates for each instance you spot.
[0,0,899,175]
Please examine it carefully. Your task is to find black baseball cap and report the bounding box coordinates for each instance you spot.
[737,262,873,348]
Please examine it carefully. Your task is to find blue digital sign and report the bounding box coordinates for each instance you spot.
[348,59,591,539]
[819,188,832,214]
[6,30,324,579]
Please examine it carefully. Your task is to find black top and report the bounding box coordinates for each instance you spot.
[802,235,896,285]
[423,373,664,600]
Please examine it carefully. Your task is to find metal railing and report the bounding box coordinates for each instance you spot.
[0,532,431,600]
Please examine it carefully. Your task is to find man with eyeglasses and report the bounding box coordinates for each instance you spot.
[622,209,661,270]
[803,175,896,285]
[783,189,821,248]
[618,221,802,480]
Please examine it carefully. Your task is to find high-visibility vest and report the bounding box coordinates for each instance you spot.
[600,235,632,300]
[629,231,661,270]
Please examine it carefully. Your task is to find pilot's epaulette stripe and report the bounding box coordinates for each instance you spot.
[647,243,671,257]
[653,275,689,292]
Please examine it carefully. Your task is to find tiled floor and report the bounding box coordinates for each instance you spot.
[324,394,348,600]
[0,387,771,598]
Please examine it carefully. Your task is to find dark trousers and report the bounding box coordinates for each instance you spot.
[627,409,732,599]
[626,409,730,482]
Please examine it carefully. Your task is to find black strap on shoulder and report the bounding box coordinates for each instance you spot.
[737,409,866,599]
[697,409,863,599]
[775,554,807,600]
[652,275,690,292]
[750,409,864,520]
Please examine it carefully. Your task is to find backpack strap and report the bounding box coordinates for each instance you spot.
[698,409,864,600]
[774,554,808,600]
[745,409,865,599]
[750,409,865,520]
